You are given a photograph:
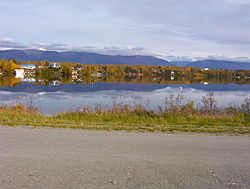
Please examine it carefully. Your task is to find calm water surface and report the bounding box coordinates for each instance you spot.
[0,82,249,114]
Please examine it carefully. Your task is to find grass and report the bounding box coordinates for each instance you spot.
[0,99,249,134]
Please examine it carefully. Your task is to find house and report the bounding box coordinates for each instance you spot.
[204,68,209,71]
[37,65,45,69]
[75,66,84,71]
[21,64,36,70]
[49,62,61,69]
[15,69,25,79]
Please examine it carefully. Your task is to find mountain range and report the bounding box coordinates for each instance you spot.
[0,49,250,70]
[174,60,250,71]
[0,49,172,66]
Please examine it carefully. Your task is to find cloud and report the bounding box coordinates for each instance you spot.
[1,38,250,62]
[0,38,149,56]
[1,0,250,59]
[206,55,250,62]
[0,38,28,49]
[163,56,193,62]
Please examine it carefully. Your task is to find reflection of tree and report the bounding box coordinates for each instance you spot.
[0,75,21,88]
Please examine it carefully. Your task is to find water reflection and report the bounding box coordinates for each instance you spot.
[0,75,249,114]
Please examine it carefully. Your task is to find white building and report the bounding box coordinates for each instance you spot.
[49,63,61,69]
[15,69,25,79]
[38,65,45,69]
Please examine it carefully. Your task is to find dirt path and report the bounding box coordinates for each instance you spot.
[0,126,250,189]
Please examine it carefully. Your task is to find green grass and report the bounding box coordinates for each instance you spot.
[0,104,249,134]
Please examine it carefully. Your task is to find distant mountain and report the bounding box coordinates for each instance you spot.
[0,49,172,66]
[171,60,250,70]
[1,49,249,70]
[170,61,190,67]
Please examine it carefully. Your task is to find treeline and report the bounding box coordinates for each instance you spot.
[0,59,20,74]
[37,61,250,79]
[1,59,250,81]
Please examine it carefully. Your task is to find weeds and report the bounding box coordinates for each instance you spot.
[241,96,250,114]
[199,93,218,114]
[0,93,249,134]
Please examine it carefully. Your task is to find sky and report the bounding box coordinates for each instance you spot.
[0,0,250,61]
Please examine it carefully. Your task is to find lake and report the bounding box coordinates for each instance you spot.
[0,79,249,115]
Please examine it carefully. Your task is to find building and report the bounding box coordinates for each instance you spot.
[15,69,25,79]
[75,66,83,71]
[49,63,61,69]
[21,64,36,70]
[37,65,45,69]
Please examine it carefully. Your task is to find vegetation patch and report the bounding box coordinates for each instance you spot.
[0,94,249,134]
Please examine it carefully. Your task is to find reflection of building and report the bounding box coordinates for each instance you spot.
[21,78,36,83]
[72,74,79,79]
[15,69,25,79]
[201,68,210,71]
[72,70,79,75]
[21,64,36,70]
[49,63,61,69]
[49,80,60,86]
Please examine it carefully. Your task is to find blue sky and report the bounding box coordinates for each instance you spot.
[0,0,250,61]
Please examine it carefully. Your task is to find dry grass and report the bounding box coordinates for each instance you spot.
[0,94,249,134]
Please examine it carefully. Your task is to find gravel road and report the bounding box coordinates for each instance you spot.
[0,126,250,189]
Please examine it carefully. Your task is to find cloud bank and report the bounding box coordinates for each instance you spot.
[0,0,250,60]
[1,37,250,62]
